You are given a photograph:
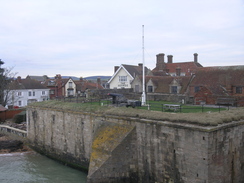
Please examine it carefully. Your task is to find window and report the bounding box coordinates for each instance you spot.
[68,89,74,96]
[18,101,22,106]
[119,76,127,82]
[148,85,153,92]
[50,90,54,94]
[17,92,22,96]
[69,82,72,88]
[42,91,46,95]
[135,85,140,93]
[195,86,200,93]
[28,91,32,96]
[33,91,35,96]
[171,86,177,94]
[48,80,55,86]
[236,86,242,94]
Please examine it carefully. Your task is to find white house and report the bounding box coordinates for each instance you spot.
[64,78,76,97]
[5,77,49,107]
[108,64,150,89]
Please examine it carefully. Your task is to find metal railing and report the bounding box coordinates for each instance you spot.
[0,125,27,137]
[52,97,240,113]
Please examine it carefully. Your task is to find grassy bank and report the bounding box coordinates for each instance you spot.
[29,100,244,126]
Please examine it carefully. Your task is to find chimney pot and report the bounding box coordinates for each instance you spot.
[138,63,143,67]
[55,74,61,79]
[97,77,101,84]
[156,53,165,70]
[194,53,198,63]
[167,55,173,63]
[17,76,21,83]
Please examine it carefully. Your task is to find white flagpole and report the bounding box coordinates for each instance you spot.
[141,25,146,105]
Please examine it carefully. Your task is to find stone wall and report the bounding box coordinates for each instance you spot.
[27,107,93,170]
[147,93,186,103]
[27,106,244,183]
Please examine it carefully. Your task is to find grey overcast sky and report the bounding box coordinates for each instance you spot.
[1,0,244,78]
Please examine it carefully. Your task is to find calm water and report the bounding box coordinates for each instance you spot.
[0,152,87,183]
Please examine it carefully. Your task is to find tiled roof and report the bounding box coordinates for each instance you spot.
[43,78,69,87]
[26,75,49,82]
[9,78,48,90]
[0,104,7,112]
[166,62,202,75]
[152,61,203,76]
[150,76,191,94]
[142,75,191,94]
[75,80,103,91]
[122,64,149,77]
[190,66,244,95]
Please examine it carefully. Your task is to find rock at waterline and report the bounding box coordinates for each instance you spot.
[0,134,30,153]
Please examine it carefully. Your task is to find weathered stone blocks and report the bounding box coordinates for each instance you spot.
[27,106,244,183]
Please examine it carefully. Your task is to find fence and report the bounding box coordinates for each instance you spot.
[0,125,27,137]
[0,108,25,122]
[53,97,233,113]
[145,102,230,113]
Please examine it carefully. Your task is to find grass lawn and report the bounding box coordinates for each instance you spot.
[84,99,227,113]
[35,99,226,113]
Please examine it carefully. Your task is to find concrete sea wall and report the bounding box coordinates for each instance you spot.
[27,106,244,183]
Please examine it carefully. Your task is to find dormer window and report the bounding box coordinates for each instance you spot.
[171,86,178,94]
[148,85,153,92]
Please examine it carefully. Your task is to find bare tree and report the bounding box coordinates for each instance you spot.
[0,59,17,107]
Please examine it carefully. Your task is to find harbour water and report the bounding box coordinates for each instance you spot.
[0,152,87,183]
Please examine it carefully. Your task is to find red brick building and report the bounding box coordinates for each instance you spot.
[188,66,244,106]
[152,53,203,76]
[43,75,104,99]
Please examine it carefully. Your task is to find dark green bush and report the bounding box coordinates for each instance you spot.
[13,111,26,124]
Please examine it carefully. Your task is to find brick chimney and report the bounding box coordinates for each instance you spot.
[55,74,62,79]
[167,55,173,63]
[138,63,143,67]
[17,76,21,83]
[114,66,119,73]
[156,53,165,70]
[176,67,181,76]
[97,77,101,86]
[225,75,232,93]
[194,53,198,63]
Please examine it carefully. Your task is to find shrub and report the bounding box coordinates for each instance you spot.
[12,111,26,124]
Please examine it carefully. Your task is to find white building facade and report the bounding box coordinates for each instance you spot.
[6,88,49,107]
